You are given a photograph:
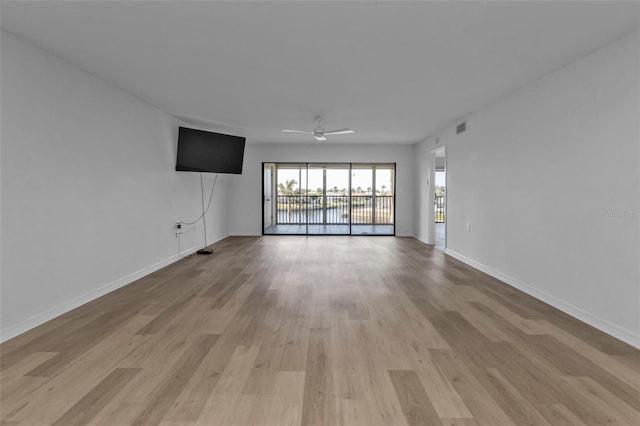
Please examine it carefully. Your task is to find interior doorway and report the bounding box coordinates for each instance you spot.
[430,147,446,250]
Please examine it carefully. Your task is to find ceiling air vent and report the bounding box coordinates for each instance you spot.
[456,121,467,135]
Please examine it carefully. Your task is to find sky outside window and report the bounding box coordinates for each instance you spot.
[277,166,393,194]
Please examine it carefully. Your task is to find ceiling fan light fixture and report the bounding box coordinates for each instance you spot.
[283,116,353,142]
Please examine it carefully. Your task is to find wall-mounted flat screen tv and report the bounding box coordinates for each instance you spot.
[176,127,246,174]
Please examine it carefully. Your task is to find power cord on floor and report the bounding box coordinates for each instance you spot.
[177,173,218,258]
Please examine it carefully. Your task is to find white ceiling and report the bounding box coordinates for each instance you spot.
[2,1,638,144]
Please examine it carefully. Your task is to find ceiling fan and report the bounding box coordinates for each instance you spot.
[282,116,354,141]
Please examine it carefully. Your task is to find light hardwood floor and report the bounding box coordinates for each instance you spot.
[1,236,639,425]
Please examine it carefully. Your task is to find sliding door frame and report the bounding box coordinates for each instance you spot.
[261,162,396,236]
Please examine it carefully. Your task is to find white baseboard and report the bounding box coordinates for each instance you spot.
[0,242,205,343]
[444,248,640,349]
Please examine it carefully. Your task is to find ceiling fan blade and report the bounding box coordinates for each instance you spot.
[314,135,327,141]
[324,128,354,135]
[282,129,313,134]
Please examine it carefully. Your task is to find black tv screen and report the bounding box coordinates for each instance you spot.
[176,127,246,174]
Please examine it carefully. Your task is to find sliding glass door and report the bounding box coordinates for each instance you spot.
[305,164,350,235]
[350,164,395,235]
[270,163,307,234]
[263,163,395,235]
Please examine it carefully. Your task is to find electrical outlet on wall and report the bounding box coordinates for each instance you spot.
[466,222,471,232]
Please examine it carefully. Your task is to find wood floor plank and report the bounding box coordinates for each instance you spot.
[438,418,480,426]
[536,404,586,426]
[200,267,244,297]
[0,352,57,401]
[278,318,310,372]
[197,344,261,425]
[540,319,640,392]
[22,305,140,377]
[388,370,441,426]
[88,304,218,425]
[487,342,566,405]
[561,376,640,425]
[336,398,374,426]
[135,281,205,335]
[430,349,515,426]
[456,302,513,342]
[0,317,72,369]
[2,314,151,424]
[474,367,551,425]
[161,333,239,422]
[242,343,286,395]
[0,285,144,370]
[1,236,638,425]
[348,322,410,426]
[428,311,501,368]
[510,333,640,411]
[301,328,335,426]
[393,291,451,349]
[131,334,219,425]
[263,371,306,426]
[52,367,140,426]
[406,346,472,419]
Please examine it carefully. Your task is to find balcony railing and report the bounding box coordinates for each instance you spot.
[435,195,445,223]
[276,195,394,225]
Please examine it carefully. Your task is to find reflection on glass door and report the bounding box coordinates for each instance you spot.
[273,164,306,234]
[263,163,395,235]
[351,164,394,235]
[307,164,350,235]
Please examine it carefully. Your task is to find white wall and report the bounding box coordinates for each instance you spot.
[0,31,231,341]
[415,31,640,346]
[228,143,415,236]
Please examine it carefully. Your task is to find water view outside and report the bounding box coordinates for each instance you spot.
[275,165,394,225]
[276,195,394,224]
